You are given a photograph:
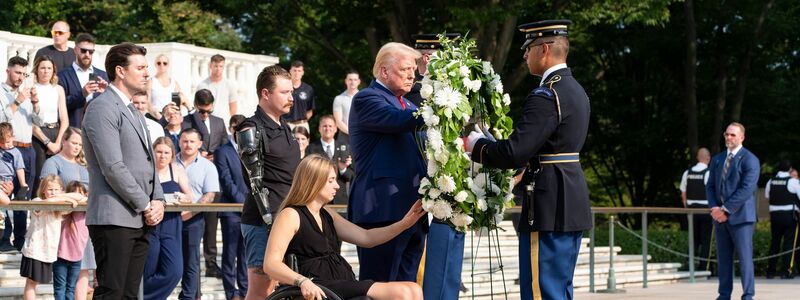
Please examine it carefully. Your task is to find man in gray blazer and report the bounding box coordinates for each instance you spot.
[82,42,165,299]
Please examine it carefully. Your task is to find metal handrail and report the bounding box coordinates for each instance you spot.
[4,201,719,292]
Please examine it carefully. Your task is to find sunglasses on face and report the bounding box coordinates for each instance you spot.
[51,31,68,37]
[79,48,95,55]
[156,61,169,66]
[197,108,214,115]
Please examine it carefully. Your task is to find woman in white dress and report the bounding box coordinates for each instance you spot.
[150,54,190,118]
[30,56,69,191]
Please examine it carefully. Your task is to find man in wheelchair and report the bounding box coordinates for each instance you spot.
[264,155,425,300]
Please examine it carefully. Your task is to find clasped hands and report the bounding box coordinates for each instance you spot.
[710,206,728,223]
[145,199,166,226]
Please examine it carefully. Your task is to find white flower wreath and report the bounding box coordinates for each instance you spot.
[415,35,516,231]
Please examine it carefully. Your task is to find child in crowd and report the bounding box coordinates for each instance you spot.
[0,122,28,197]
[20,175,86,300]
[52,181,89,300]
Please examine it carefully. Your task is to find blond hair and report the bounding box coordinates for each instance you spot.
[278,154,336,211]
[372,42,421,78]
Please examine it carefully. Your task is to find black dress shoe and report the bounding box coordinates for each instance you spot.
[205,269,223,278]
[780,274,795,279]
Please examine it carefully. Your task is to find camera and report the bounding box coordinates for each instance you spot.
[336,144,350,161]
[88,73,98,82]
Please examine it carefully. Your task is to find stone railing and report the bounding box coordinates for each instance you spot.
[0,30,279,116]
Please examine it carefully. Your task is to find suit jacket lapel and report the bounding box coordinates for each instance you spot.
[110,92,148,147]
[370,80,405,110]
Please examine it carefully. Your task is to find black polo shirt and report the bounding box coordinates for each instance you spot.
[285,82,316,122]
[240,107,301,226]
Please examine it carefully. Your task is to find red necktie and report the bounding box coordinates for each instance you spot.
[397,96,406,110]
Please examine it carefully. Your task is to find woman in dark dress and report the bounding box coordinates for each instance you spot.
[264,154,425,300]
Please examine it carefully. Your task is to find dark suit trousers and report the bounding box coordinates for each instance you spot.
[203,211,221,272]
[356,221,425,282]
[767,211,797,276]
[88,224,151,300]
[715,221,755,300]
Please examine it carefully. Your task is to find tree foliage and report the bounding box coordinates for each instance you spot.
[3,0,798,210]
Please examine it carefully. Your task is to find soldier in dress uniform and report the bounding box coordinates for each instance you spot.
[405,33,461,107]
[466,19,592,300]
[764,160,800,279]
[679,147,714,272]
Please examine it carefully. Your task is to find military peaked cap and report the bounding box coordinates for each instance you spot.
[518,19,572,50]
[411,33,462,50]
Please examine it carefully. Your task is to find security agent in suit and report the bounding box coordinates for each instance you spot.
[57,33,108,127]
[764,160,799,279]
[706,122,759,300]
[466,20,592,300]
[679,147,714,272]
[82,42,165,299]
[305,114,354,205]
[348,42,427,282]
[183,89,228,158]
[181,88,228,276]
[405,33,461,108]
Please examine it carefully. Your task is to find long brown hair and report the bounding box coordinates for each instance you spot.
[62,127,86,166]
[278,154,336,211]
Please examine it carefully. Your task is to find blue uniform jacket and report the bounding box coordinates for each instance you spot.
[58,66,107,127]
[214,141,248,218]
[706,147,760,225]
[347,80,425,224]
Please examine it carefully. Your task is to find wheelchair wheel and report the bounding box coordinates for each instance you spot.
[267,285,344,300]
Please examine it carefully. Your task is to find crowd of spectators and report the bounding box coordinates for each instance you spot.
[0,20,359,300]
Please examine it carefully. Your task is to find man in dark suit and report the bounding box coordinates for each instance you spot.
[306,114,354,205]
[82,42,165,299]
[57,33,108,127]
[183,89,227,160]
[213,115,248,299]
[706,122,759,300]
[467,20,592,300]
[181,88,227,277]
[348,42,426,282]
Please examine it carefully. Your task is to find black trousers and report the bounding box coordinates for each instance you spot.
[767,211,798,276]
[89,224,150,299]
[689,204,714,271]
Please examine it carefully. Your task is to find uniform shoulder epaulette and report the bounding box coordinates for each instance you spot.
[532,86,554,98]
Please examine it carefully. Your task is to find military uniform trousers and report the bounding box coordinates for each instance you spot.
[767,211,798,276]
[519,231,583,300]
[422,222,464,299]
[143,212,183,300]
[689,203,714,271]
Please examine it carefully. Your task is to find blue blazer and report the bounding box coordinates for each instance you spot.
[347,80,425,224]
[213,141,248,218]
[706,147,760,225]
[58,66,108,127]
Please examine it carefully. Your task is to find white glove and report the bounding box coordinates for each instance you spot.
[476,123,496,142]
[467,131,486,153]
